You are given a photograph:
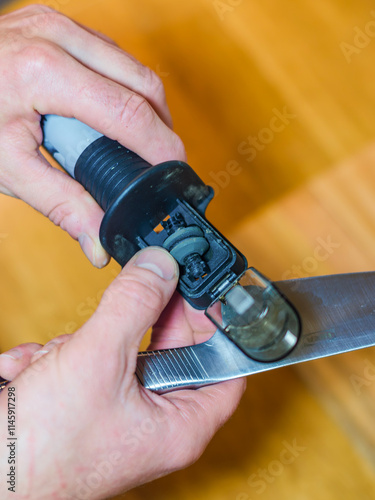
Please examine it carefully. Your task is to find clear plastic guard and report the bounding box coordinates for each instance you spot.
[205,268,301,362]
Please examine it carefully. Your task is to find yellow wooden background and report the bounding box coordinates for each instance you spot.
[1,0,375,498]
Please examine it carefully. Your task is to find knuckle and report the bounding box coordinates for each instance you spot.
[14,7,58,39]
[171,133,187,161]
[116,93,154,129]
[1,5,54,42]
[47,201,74,229]
[47,193,89,234]
[103,274,165,319]
[37,10,75,32]
[43,177,87,230]
[15,9,73,42]
[120,276,165,313]
[15,39,57,79]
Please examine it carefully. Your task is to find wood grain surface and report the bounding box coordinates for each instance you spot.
[1,0,375,498]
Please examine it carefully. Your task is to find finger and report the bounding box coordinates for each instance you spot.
[148,294,215,350]
[9,8,174,129]
[30,334,72,362]
[75,247,179,358]
[0,342,42,380]
[183,300,218,342]
[74,22,119,47]
[16,39,186,164]
[45,15,173,128]
[1,133,109,268]
[148,293,194,350]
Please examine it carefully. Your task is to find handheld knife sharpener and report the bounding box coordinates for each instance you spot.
[42,115,301,365]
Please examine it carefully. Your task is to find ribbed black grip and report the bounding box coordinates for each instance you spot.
[75,136,151,211]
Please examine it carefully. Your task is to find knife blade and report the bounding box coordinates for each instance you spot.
[136,272,375,392]
[1,272,374,394]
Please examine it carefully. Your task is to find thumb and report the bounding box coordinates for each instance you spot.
[76,247,179,357]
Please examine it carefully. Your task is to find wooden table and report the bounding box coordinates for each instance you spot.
[1,0,375,498]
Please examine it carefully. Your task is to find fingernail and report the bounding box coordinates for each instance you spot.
[34,338,61,355]
[43,339,59,349]
[30,350,49,362]
[0,349,22,360]
[134,248,178,280]
[78,233,93,260]
[33,350,49,356]
[93,239,110,269]
[79,234,110,268]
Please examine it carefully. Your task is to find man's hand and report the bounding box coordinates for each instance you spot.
[0,247,245,499]
[0,8,246,498]
[0,5,186,267]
